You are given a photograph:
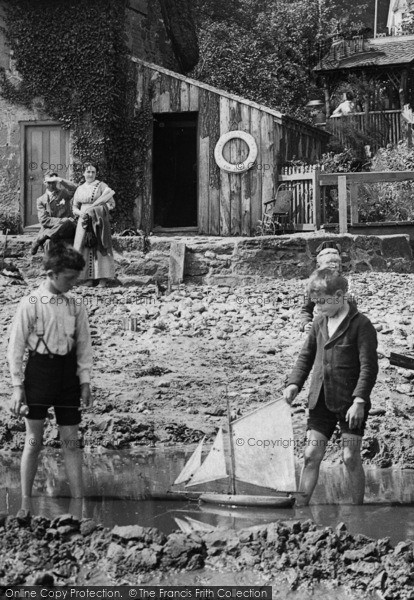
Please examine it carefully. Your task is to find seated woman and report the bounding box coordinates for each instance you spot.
[331,92,355,117]
[72,163,115,287]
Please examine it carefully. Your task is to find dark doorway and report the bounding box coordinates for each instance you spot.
[152,112,198,229]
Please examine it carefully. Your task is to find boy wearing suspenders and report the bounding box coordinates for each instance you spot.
[7,242,93,514]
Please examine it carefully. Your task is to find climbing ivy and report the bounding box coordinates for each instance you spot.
[0,0,152,231]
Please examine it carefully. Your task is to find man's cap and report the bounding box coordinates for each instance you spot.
[44,170,59,183]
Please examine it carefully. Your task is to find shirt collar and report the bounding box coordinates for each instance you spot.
[37,281,69,299]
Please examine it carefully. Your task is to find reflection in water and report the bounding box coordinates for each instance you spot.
[0,449,413,544]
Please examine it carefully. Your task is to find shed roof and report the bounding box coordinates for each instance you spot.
[315,34,414,72]
[131,57,329,137]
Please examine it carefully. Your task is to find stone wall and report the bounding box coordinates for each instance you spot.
[0,98,42,223]
[2,234,413,286]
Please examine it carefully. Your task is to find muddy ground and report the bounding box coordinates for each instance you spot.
[1,511,413,598]
[1,271,414,466]
[1,271,414,598]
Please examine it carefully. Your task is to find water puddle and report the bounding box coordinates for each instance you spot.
[0,448,413,544]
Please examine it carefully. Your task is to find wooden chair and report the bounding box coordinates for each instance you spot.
[261,184,295,235]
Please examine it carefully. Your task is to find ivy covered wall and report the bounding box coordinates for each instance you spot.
[0,0,198,232]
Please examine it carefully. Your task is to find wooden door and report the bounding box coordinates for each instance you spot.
[24,124,70,226]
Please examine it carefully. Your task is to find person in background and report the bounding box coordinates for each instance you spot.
[72,163,115,287]
[8,242,93,517]
[299,242,356,332]
[331,92,355,117]
[31,171,77,256]
[284,268,378,506]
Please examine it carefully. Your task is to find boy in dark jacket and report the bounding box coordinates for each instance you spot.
[284,268,378,505]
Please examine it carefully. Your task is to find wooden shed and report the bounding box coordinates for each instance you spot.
[133,58,329,236]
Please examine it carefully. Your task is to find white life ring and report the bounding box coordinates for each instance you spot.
[214,131,258,173]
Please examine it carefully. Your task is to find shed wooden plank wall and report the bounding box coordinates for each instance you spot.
[134,61,327,236]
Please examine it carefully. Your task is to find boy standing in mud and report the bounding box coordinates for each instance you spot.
[7,243,93,514]
[284,269,378,505]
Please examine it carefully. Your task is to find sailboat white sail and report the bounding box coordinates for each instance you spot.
[185,427,227,487]
[232,399,296,491]
[173,398,297,506]
[174,436,206,485]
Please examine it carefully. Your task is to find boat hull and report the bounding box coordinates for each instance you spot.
[199,493,295,508]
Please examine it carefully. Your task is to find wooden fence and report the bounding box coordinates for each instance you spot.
[278,166,414,234]
[279,165,320,231]
[321,170,414,234]
[327,110,402,148]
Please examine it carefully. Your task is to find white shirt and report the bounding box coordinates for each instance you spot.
[7,283,92,386]
[331,100,355,116]
[327,304,350,338]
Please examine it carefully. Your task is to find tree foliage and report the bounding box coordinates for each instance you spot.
[192,0,367,120]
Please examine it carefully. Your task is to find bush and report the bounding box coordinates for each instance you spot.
[0,213,22,234]
[358,141,414,223]
[319,148,369,223]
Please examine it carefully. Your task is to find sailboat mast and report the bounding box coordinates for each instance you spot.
[226,394,237,495]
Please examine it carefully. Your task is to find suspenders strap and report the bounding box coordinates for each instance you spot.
[32,292,76,356]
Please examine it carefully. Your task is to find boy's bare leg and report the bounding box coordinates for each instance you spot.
[21,419,45,506]
[59,425,83,498]
[342,433,364,504]
[297,429,328,506]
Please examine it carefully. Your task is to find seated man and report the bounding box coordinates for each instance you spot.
[31,171,77,255]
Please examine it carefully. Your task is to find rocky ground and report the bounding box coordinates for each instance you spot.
[1,271,414,467]
[0,512,413,599]
[1,270,414,598]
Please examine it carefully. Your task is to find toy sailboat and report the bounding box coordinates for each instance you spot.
[173,397,297,507]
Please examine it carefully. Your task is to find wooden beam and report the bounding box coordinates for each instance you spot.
[219,96,231,235]
[320,171,414,185]
[312,167,321,230]
[324,81,331,118]
[349,182,359,225]
[338,175,348,234]
[279,172,315,181]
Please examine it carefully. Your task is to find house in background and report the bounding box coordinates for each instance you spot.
[0,0,328,237]
[134,59,328,236]
[314,0,414,149]
[387,0,414,35]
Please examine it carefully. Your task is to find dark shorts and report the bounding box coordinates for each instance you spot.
[24,349,81,426]
[307,388,370,439]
